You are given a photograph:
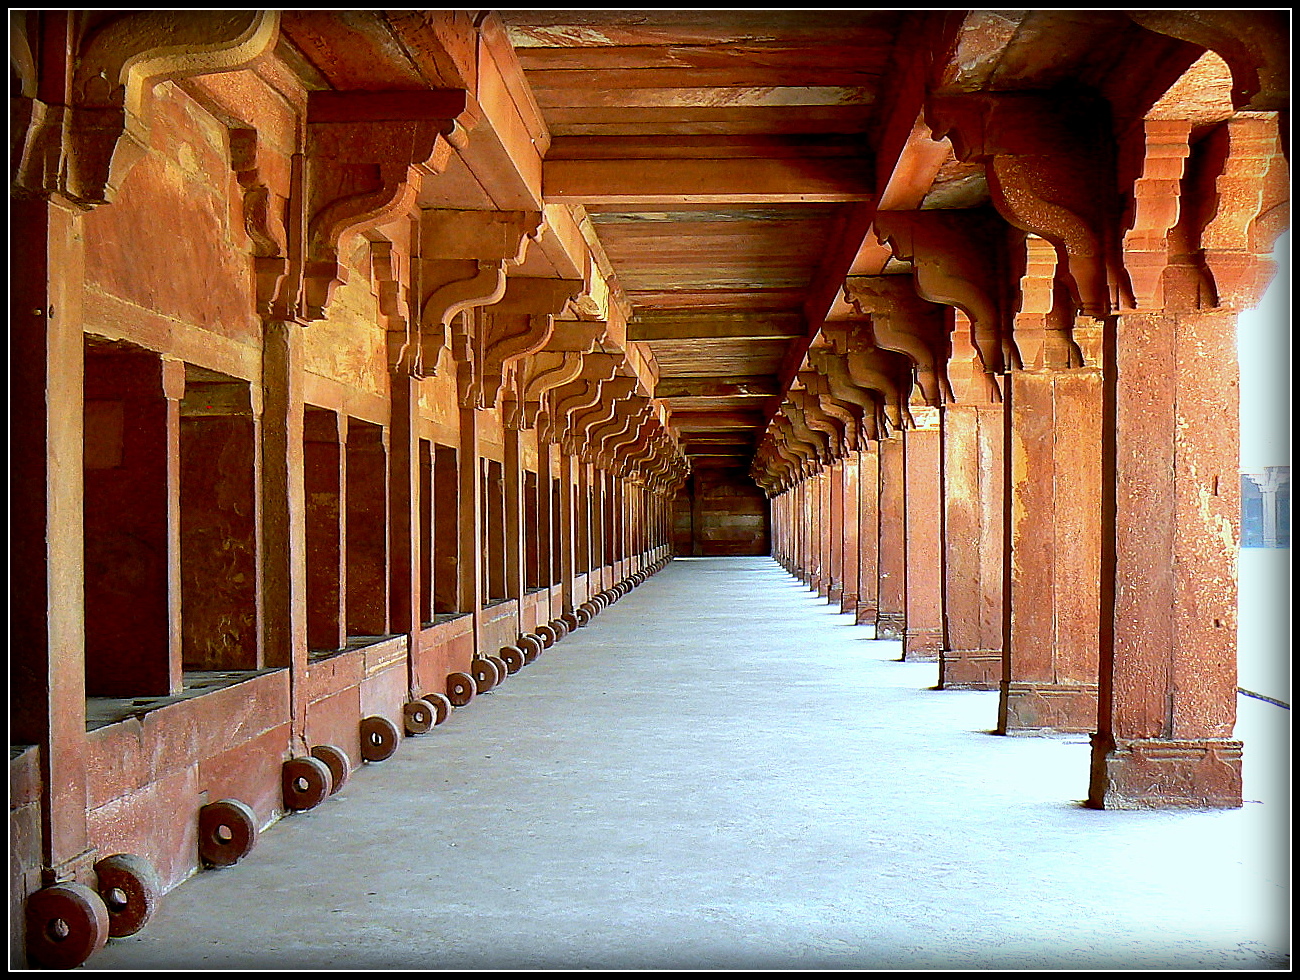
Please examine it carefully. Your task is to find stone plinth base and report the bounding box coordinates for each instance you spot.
[1088,735,1243,809]
[903,627,941,662]
[999,681,1098,732]
[940,648,1002,689]
[875,612,905,640]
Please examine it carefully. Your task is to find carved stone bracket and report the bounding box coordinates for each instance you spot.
[545,354,620,446]
[875,208,1020,378]
[1011,235,1086,370]
[1194,115,1290,311]
[843,277,954,407]
[303,91,480,321]
[14,11,281,208]
[414,209,544,378]
[927,92,1127,319]
[807,348,883,445]
[466,278,585,410]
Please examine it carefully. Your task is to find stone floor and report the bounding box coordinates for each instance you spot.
[86,555,1290,971]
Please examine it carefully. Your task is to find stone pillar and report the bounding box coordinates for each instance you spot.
[387,372,421,660]
[903,411,944,661]
[1000,346,1102,732]
[11,197,93,880]
[876,435,906,641]
[839,453,861,615]
[1089,307,1244,807]
[940,325,1006,689]
[855,446,881,628]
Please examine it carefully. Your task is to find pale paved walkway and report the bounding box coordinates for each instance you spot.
[87,557,1290,971]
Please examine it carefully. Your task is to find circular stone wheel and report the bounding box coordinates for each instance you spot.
[471,658,500,692]
[403,699,437,736]
[359,715,400,763]
[487,655,510,683]
[535,624,557,648]
[94,854,160,938]
[310,744,351,795]
[282,756,332,811]
[499,645,525,674]
[25,883,110,969]
[198,799,258,868]
[517,634,543,663]
[561,611,580,632]
[446,671,477,706]
[419,691,453,725]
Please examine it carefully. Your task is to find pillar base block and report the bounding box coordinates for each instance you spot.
[998,681,1098,733]
[855,604,878,628]
[839,591,858,616]
[903,627,941,662]
[875,612,905,640]
[940,648,1002,689]
[1087,735,1243,809]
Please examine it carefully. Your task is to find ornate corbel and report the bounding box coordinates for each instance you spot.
[546,354,620,446]
[843,277,954,407]
[806,346,884,444]
[567,376,639,458]
[467,277,585,410]
[414,209,544,377]
[12,11,278,206]
[927,92,1127,319]
[303,90,480,321]
[801,369,862,454]
[789,388,846,462]
[874,208,1020,377]
[1193,115,1290,311]
[26,11,282,208]
[1010,234,1085,369]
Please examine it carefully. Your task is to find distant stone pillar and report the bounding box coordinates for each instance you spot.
[876,434,906,641]
[903,411,944,661]
[856,445,881,628]
[304,409,346,653]
[840,452,861,616]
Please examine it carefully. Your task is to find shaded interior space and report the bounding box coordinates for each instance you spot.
[81,558,1290,971]
[9,10,1289,972]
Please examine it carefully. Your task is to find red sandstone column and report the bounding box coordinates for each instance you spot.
[388,373,422,665]
[840,452,861,616]
[876,435,906,641]
[856,445,880,628]
[940,329,1006,688]
[1000,325,1103,732]
[828,459,845,604]
[903,411,943,661]
[1089,308,1244,807]
[11,197,94,880]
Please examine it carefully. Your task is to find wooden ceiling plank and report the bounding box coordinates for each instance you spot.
[545,157,873,205]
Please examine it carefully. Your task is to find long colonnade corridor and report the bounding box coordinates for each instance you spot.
[85,557,1288,972]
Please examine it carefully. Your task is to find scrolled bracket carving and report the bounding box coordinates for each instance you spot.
[927,92,1128,320]
[303,90,480,322]
[52,10,281,208]
[843,276,954,407]
[875,208,1020,377]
